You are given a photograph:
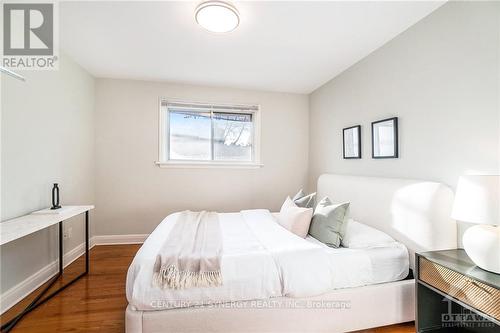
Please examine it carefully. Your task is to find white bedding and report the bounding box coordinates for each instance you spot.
[126,209,409,311]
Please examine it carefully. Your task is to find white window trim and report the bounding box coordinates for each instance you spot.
[156,98,263,168]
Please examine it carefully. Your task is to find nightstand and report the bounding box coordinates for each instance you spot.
[416,249,500,332]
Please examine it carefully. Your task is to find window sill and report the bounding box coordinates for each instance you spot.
[155,161,264,169]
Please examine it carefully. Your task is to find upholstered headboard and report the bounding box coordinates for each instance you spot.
[317,174,457,270]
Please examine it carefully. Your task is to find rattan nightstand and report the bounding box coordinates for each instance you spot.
[416,250,500,332]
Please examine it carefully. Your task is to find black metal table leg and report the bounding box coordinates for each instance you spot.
[1,212,90,333]
[59,221,63,274]
[0,271,62,332]
[85,211,89,274]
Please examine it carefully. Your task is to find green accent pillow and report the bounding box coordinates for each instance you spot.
[308,197,350,248]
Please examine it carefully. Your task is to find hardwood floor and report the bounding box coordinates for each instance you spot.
[1,245,415,332]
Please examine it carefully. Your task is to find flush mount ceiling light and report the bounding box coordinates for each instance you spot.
[195,1,240,33]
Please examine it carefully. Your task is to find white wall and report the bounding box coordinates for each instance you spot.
[0,53,95,293]
[308,1,500,245]
[309,1,499,189]
[95,79,309,235]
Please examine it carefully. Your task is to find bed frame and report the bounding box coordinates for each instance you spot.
[126,174,457,333]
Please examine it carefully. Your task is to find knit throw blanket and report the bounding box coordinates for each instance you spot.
[153,211,223,289]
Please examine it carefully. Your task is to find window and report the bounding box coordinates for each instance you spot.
[158,100,261,167]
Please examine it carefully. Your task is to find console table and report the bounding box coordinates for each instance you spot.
[416,249,500,332]
[0,205,94,332]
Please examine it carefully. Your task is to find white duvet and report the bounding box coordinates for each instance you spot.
[126,209,408,311]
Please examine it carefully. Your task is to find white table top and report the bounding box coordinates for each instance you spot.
[0,205,94,246]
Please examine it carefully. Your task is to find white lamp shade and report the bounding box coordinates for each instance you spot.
[451,175,499,225]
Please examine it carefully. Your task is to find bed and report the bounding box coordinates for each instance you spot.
[126,174,457,333]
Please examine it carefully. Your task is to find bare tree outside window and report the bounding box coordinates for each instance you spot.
[164,103,256,163]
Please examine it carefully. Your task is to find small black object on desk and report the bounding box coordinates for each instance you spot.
[51,183,61,210]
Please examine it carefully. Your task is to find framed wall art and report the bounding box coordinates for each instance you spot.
[343,125,361,159]
[372,117,398,158]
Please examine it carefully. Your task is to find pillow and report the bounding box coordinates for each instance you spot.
[341,219,396,248]
[278,197,313,238]
[292,189,305,201]
[308,197,349,248]
[292,189,316,208]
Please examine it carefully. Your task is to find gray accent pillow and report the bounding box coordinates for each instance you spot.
[292,189,305,201]
[292,189,316,208]
[308,197,350,248]
[295,193,316,209]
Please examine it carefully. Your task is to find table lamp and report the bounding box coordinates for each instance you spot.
[451,175,499,274]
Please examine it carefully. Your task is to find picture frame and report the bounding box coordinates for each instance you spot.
[371,117,398,158]
[343,125,361,159]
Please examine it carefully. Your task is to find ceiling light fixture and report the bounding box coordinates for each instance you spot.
[195,1,239,33]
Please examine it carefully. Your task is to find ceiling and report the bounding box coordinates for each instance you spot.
[60,1,445,94]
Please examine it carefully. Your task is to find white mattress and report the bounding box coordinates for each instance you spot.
[305,236,409,288]
[126,210,409,311]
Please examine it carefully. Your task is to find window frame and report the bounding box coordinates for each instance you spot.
[157,98,262,168]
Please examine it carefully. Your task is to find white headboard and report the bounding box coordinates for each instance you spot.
[317,174,457,270]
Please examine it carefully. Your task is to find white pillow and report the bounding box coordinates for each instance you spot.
[341,219,396,248]
[278,197,313,238]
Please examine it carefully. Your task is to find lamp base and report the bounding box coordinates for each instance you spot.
[463,225,500,274]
